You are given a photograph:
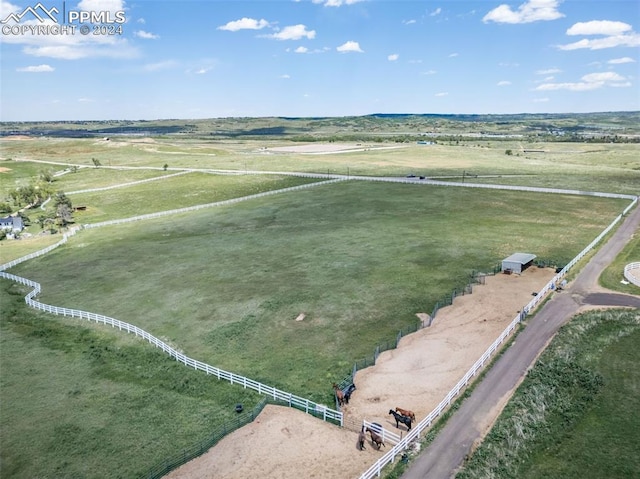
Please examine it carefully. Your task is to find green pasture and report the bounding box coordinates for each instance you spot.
[456,308,640,479]
[10,182,628,403]
[0,279,263,479]
[1,128,637,479]
[2,138,639,195]
[63,173,322,224]
[599,232,640,295]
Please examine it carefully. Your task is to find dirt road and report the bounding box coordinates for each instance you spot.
[401,204,640,479]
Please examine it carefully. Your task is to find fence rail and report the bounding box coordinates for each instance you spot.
[1,169,636,479]
[624,262,640,287]
[358,195,638,479]
[0,269,344,428]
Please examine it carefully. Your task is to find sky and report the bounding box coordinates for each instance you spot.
[0,0,639,121]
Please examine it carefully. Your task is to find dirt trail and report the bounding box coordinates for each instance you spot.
[166,267,556,479]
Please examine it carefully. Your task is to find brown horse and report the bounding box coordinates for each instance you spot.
[395,407,416,421]
[332,383,345,406]
[357,427,366,451]
[366,427,385,449]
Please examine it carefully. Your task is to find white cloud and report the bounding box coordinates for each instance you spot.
[388,53,399,61]
[421,69,436,75]
[403,19,416,25]
[483,0,564,24]
[566,20,631,36]
[0,1,20,18]
[558,20,639,50]
[533,97,549,102]
[558,32,640,50]
[449,52,459,57]
[536,68,561,75]
[143,60,178,72]
[266,24,315,40]
[218,17,270,31]
[194,67,212,74]
[430,8,442,16]
[17,64,54,72]
[535,71,630,91]
[313,0,365,6]
[435,92,448,97]
[497,80,511,86]
[134,30,159,39]
[294,46,309,53]
[608,57,636,64]
[336,41,363,53]
[280,74,290,79]
[77,0,126,13]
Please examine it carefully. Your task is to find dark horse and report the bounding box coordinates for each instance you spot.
[365,427,385,449]
[389,409,412,431]
[357,427,366,451]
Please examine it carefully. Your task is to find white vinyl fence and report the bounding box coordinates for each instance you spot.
[624,262,640,287]
[358,195,638,479]
[1,169,636,479]
[0,269,343,425]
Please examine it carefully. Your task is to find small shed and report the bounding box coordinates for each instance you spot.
[502,253,536,274]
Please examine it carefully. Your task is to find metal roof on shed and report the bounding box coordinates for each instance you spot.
[502,253,537,264]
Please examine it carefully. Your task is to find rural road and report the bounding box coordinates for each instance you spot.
[401,202,640,479]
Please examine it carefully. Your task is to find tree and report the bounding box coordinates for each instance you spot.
[92,158,101,168]
[53,192,73,227]
[505,149,513,156]
[39,169,54,183]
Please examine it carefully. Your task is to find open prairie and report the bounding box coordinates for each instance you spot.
[1,115,638,478]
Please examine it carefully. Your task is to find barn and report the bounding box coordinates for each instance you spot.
[501,253,536,274]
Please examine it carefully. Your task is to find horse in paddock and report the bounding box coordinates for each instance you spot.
[389,409,412,431]
[344,383,356,404]
[365,427,385,449]
[395,407,416,421]
[332,383,345,406]
[357,427,366,451]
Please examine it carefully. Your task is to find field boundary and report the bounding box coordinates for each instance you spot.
[1,170,636,479]
[624,262,640,287]
[357,196,638,479]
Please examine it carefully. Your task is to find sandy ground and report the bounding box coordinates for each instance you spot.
[167,267,556,479]
[266,143,409,155]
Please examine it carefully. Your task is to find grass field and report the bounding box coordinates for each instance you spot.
[10,181,628,402]
[0,280,264,479]
[455,309,640,479]
[2,137,639,194]
[1,128,638,479]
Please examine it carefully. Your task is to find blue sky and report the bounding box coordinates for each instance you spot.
[1,0,638,121]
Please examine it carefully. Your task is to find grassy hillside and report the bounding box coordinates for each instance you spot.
[456,309,640,479]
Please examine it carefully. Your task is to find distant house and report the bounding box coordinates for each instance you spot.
[0,215,24,236]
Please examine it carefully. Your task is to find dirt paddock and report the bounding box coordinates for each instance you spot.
[167,267,556,479]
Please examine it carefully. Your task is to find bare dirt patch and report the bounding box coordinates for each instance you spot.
[166,267,555,479]
[266,143,409,155]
